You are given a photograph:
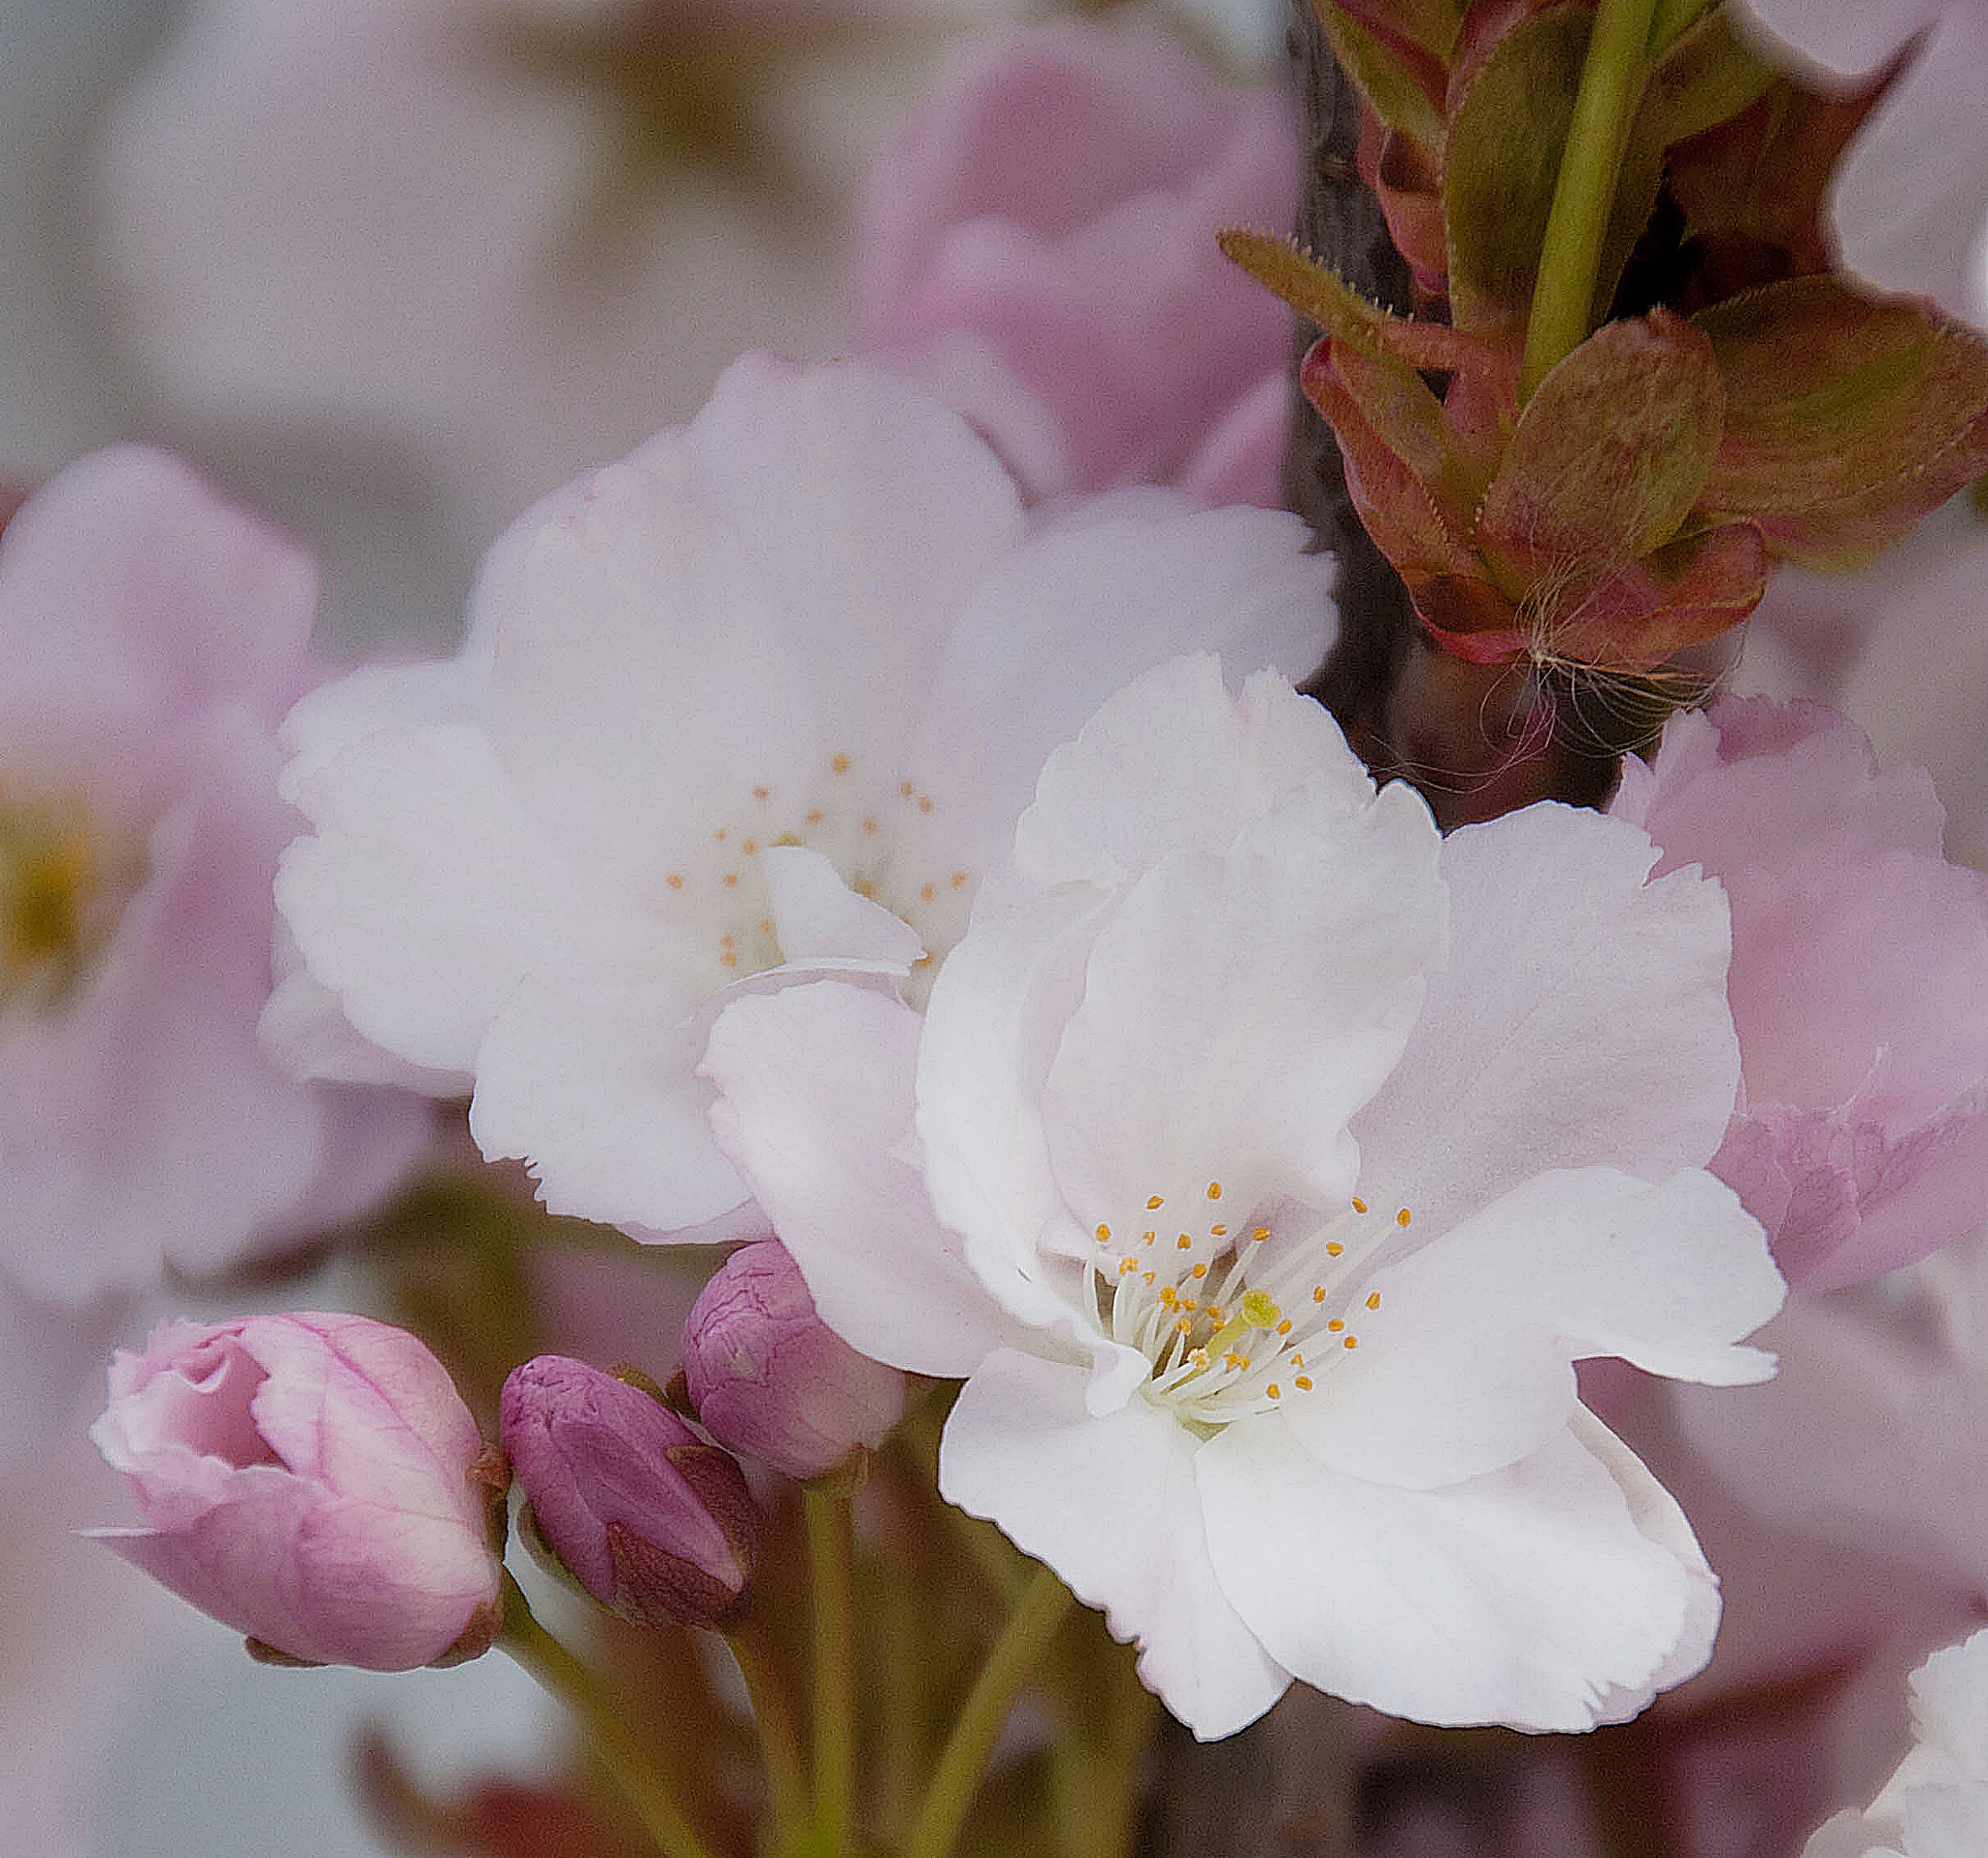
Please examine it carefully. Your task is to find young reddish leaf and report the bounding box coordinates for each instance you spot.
[1319,3,1449,148]
[1361,118,1451,296]
[1441,2,1590,336]
[1477,311,1723,575]
[1698,277,1988,568]
[1299,335,1480,577]
[1218,227,1496,373]
[1529,518,1770,670]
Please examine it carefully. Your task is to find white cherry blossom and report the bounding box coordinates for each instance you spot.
[274,358,1330,1238]
[704,654,1786,1739]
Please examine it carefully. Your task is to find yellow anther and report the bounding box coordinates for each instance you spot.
[1147,1195,1165,1210]
[1095,1224,1111,1244]
[1251,1226,1271,1243]
[1325,1242,1344,1258]
[831,753,851,774]
[1204,1306,1225,1325]
[900,780,915,798]
[950,870,969,889]
[723,872,741,888]
[666,873,684,890]
[1209,1223,1227,1237]
[1143,1230,1156,1245]
[1181,1298,1199,1313]
[1290,1352,1305,1368]
[920,882,936,902]
[1176,1317,1192,1335]
[1396,1208,1411,1227]
[1366,1291,1381,1311]
[1176,1234,1193,1250]
[1190,1263,1208,1280]
[862,817,878,835]
[1160,1286,1178,1310]
[918,796,935,813]
[1207,1181,1223,1200]
[741,837,758,854]
[1276,1319,1293,1337]
[1294,1376,1313,1391]
[1190,1348,1209,1369]
[752,784,771,801]
[1342,1335,1359,1349]
[1267,1383,1282,1400]
[757,917,774,936]
[719,952,740,969]
[714,826,728,843]
[806,809,824,825]
[1351,1197,1368,1213]
[1118,1257,1140,1276]
[1143,1272,1155,1285]
[1312,1286,1329,1303]
[720,931,735,946]
[1328,1318,1344,1333]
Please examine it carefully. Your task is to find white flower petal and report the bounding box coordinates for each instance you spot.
[891,507,1334,905]
[703,982,1031,1378]
[939,1349,1290,1740]
[918,881,1117,1321]
[1284,1167,1782,1488]
[469,977,748,1238]
[1002,655,1375,900]
[279,655,484,801]
[1197,1412,1703,1732]
[1039,780,1444,1232]
[1349,802,1740,1241]
[761,845,923,973]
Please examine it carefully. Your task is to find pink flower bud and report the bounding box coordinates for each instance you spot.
[498,1356,756,1628]
[681,1241,906,1479]
[89,1313,504,1670]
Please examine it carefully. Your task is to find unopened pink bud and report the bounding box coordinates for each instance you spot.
[681,1241,906,1479]
[499,1355,756,1628]
[89,1313,505,1670]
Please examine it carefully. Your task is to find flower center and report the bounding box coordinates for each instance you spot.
[1085,1181,1410,1429]
[654,749,977,986]
[1,789,139,1014]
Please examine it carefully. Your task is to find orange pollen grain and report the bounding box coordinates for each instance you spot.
[1176,1234,1193,1250]
[1190,1263,1208,1280]
[667,873,684,890]
[1267,1383,1281,1400]
[1343,1335,1359,1349]
[831,754,850,774]
[1328,1318,1345,1333]
[1209,1224,1227,1237]
[1351,1197,1368,1213]
[1295,1376,1313,1391]
[1397,1209,1411,1227]
[1366,1291,1381,1311]
[1207,1181,1223,1200]
[1325,1242,1344,1258]
[1147,1195,1165,1210]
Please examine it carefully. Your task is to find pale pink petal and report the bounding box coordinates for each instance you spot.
[704,981,1032,1377]
[938,1348,1291,1740]
[1038,781,1443,1242]
[1350,803,1740,1243]
[1198,1414,1709,1733]
[1282,1168,1780,1489]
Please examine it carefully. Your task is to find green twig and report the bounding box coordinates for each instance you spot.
[1519,0,1663,397]
[497,1571,720,1858]
[804,1486,857,1858]
[904,1564,1077,1858]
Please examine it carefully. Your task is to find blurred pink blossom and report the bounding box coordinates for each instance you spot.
[853,16,1301,502]
[0,448,430,1460]
[91,1312,505,1670]
[1612,696,1988,1289]
[1728,0,1988,328]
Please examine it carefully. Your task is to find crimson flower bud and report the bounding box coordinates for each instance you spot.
[498,1355,755,1628]
[681,1240,906,1479]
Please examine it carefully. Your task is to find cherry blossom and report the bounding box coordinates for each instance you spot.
[852,15,1300,502]
[275,357,1331,1240]
[703,654,1785,1739]
[0,447,430,1459]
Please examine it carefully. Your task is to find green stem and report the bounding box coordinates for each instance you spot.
[1519,0,1663,398]
[903,1565,1077,1858]
[804,1486,857,1858]
[726,1622,811,1855]
[496,1572,719,1858]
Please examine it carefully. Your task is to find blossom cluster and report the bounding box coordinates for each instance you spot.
[12,1,1988,1853]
